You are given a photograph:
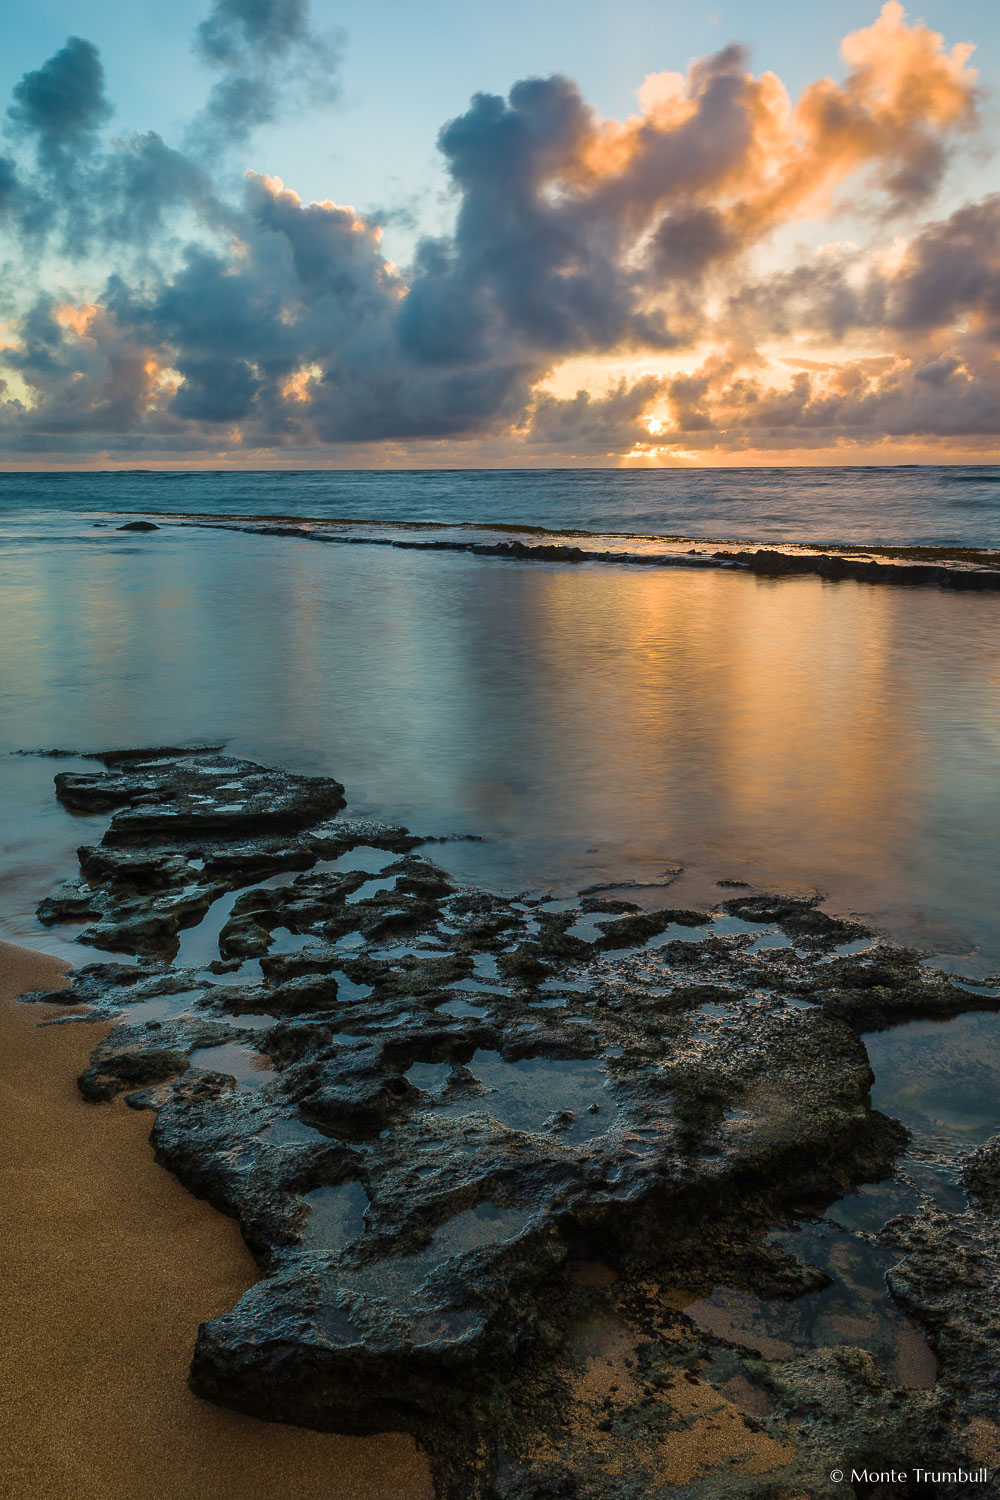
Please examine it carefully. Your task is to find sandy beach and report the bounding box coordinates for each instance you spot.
[0,939,434,1500]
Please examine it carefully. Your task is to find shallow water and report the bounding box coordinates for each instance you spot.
[1,517,998,983]
[328,971,373,1004]
[174,888,245,969]
[436,997,488,1019]
[686,1221,937,1389]
[300,1181,370,1250]
[261,1116,328,1147]
[421,1049,615,1147]
[120,990,202,1025]
[865,1012,1000,1171]
[716,1007,993,1383]
[188,1041,277,1089]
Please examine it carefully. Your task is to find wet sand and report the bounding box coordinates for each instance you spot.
[0,940,434,1500]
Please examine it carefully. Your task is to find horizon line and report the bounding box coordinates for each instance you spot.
[2,460,1000,477]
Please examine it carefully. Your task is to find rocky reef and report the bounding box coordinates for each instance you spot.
[164,514,1000,592]
[24,749,1000,1497]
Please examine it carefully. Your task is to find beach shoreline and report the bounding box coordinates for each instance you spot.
[0,938,433,1500]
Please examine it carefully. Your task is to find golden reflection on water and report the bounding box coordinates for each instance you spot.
[522,566,912,897]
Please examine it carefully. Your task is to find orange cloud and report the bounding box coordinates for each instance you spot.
[574,3,977,265]
[52,302,100,338]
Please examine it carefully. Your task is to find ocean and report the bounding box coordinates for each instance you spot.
[1,463,999,545]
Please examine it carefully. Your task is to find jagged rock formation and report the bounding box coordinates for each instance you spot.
[23,748,1000,1498]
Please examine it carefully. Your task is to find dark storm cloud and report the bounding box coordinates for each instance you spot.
[397,7,980,373]
[89,135,224,246]
[396,55,756,365]
[6,129,224,258]
[890,196,1000,340]
[188,0,344,152]
[396,74,647,365]
[723,260,888,344]
[648,206,736,284]
[94,171,537,444]
[5,37,113,172]
[538,188,1000,455]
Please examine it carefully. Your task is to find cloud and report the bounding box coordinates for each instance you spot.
[0,153,19,217]
[667,352,1000,447]
[889,196,1000,340]
[0,297,172,447]
[723,193,1000,347]
[188,0,344,152]
[5,37,113,173]
[526,377,666,453]
[0,2,995,463]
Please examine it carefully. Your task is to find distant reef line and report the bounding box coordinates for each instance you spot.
[120,513,1000,592]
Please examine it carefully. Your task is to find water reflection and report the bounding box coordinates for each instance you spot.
[0,522,998,977]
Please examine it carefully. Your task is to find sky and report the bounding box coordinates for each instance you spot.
[0,0,998,469]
